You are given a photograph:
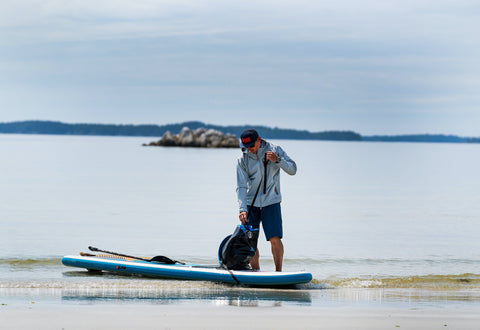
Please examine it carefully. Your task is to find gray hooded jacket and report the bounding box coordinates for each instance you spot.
[236,140,297,213]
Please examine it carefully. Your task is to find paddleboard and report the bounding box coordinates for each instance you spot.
[62,254,312,287]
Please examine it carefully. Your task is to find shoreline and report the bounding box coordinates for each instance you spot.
[2,304,480,329]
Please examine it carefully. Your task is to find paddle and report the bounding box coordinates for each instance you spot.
[88,246,184,265]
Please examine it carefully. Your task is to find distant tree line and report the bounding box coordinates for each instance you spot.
[363,134,480,143]
[1,120,479,143]
[0,120,362,141]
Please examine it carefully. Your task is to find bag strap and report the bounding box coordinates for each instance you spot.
[246,153,268,221]
[263,152,268,194]
[246,177,262,221]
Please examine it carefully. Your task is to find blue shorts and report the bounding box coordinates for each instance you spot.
[247,203,283,241]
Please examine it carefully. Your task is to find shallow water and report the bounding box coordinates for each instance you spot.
[1,134,480,308]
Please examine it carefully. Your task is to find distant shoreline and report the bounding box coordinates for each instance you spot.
[0,120,479,144]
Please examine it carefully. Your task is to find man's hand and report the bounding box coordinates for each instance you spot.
[239,211,248,224]
[265,151,279,162]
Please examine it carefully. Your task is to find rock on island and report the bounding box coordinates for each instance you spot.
[144,127,240,148]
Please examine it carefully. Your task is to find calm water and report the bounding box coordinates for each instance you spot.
[1,134,480,307]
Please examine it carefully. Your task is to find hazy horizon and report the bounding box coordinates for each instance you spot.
[2,119,480,138]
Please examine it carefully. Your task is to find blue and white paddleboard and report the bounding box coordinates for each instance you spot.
[62,254,312,287]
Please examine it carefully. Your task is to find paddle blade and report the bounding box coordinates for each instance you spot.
[150,255,177,264]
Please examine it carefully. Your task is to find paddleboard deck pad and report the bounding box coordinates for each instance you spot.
[62,253,312,287]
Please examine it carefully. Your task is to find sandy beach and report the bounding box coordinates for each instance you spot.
[2,304,480,330]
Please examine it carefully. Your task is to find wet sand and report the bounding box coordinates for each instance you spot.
[2,304,480,330]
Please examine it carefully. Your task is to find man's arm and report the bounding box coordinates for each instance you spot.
[236,158,249,216]
[267,146,297,175]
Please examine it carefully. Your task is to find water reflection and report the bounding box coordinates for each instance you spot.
[3,286,480,308]
[61,287,312,307]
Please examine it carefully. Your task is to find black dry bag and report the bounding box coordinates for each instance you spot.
[218,224,259,270]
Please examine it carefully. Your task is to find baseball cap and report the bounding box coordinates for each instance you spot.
[240,129,259,148]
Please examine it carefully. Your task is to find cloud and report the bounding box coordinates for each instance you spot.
[0,0,473,42]
[1,0,479,134]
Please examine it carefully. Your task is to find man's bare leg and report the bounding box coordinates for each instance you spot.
[270,236,283,272]
[250,249,260,270]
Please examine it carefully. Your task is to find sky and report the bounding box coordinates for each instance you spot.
[0,0,479,135]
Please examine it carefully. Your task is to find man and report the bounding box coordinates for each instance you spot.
[236,129,297,271]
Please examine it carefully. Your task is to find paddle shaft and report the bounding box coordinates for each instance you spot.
[88,246,181,264]
[88,246,151,261]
